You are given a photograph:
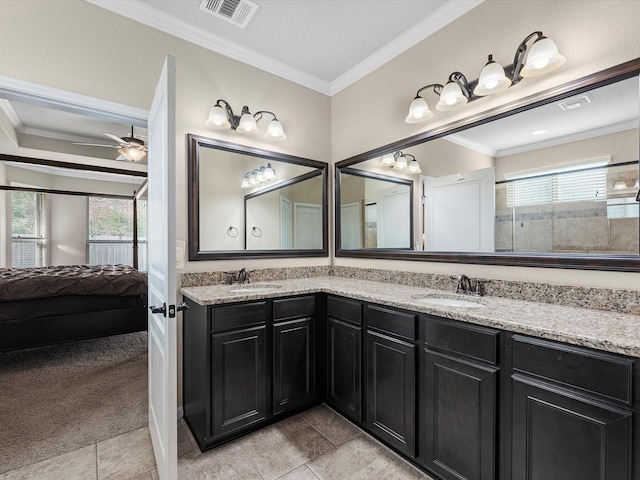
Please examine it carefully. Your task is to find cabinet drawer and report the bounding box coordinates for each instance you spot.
[211,302,267,333]
[366,305,416,341]
[423,316,499,365]
[512,335,633,405]
[327,295,362,325]
[273,295,315,321]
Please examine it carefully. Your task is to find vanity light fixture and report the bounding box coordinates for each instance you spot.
[380,151,421,174]
[240,163,276,188]
[405,31,565,124]
[206,99,287,141]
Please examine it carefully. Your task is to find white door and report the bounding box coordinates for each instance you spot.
[340,202,361,249]
[376,186,410,248]
[280,195,292,248]
[147,56,177,480]
[294,202,322,248]
[424,166,495,252]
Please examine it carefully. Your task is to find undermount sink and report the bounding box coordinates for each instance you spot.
[411,294,486,308]
[226,284,282,293]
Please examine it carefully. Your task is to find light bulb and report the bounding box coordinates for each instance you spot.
[265,119,287,141]
[395,155,408,170]
[407,159,422,174]
[238,113,258,133]
[405,97,433,124]
[264,163,275,180]
[205,105,230,129]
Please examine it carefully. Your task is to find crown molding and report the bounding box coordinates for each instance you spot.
[445,132,497,157]
[329,0,485,96]
[86,0,484,97]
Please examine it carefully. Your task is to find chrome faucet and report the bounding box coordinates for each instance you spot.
[453,275,491,296]
[455,275,472,294]
[236,268,251,284]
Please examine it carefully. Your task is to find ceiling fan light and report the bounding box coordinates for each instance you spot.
[436,81,468,111]
[405,97,433,124]
[407,159,422,174]
[118,146,146,162]
[205,105,231,129]
[264,119,287,141]
[238,113,258,133]
[474,58,512,96]
[520,36,566,77]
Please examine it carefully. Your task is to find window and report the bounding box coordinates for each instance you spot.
[506,167,608,207]
[11,191,47,267]
[87,197,147,270]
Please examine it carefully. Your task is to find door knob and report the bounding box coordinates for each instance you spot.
[149,303,167,316]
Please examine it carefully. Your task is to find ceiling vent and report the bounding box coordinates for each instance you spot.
[558,94,592,111]
[199,0,259,29]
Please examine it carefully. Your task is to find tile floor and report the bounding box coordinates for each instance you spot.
[0,405,434,480]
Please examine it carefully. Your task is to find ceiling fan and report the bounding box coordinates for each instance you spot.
[73,126,148,162]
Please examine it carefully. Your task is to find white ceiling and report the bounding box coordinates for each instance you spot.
[87,0,484,96]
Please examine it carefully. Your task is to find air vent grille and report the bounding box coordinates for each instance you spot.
[199,0,259,28]
[558,94,593,111]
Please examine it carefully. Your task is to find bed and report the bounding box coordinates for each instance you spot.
[0,264,148,351]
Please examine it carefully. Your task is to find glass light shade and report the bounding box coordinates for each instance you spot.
[241,175,250,188]
[249,170,258,185]
[205,105,231,129]
[395,154,408,170]
[264,163,276,180]
[407,159,422,174]
[238,113,258,133]
[405,97,433,124]
[381,153,396,166]
[264,119,287,141]
[613,180,627,190]
[520,37,566,77]
[474,60,512,96]
[436,81,468,111]
[256,167,265,183]
[118,147,146,162]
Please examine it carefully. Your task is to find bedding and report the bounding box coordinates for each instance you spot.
[0,264,148,351]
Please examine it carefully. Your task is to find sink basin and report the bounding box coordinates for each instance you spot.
[411,294,486,308]
[227,284,282,293]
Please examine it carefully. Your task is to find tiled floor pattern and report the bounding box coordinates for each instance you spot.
[0,405,434,480]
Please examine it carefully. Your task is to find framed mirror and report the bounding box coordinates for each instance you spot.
[336,59,640,271]
[188,134,329,260]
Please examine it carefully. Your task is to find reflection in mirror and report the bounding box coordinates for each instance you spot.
[339,168,413,249]
[0,158,147,269]
[188,134,328,260]
[245,172,323,250]
[336,61,640,270]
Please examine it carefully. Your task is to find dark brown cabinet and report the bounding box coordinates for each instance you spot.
[510,335,636,480]
[421,316,499,480]
[273,317,315,415]
[326,295,362,423]
[365,305,417,457]
[212,325,267,438]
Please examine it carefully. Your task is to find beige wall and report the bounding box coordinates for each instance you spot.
[0,0,639,289]
[0,0,332,274]
[331,0,640,289]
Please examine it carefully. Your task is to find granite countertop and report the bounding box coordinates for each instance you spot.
[181,276,640,358]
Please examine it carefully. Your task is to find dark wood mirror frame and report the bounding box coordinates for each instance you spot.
[335,58,640,272]
[187,134,329,260]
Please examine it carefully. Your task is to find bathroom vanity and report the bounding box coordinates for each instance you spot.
[181,277,640,480]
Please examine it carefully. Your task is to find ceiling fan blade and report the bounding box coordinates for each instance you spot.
[72,142,119,148]
[103,132,127,144]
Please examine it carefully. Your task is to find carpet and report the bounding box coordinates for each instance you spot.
[0,332,148,474]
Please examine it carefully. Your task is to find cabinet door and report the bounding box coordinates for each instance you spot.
[212,325,267,439]
[273,317,315,415]
[423,349,497,480]
[326,317,362,423]
[512,376,632,480]
[366,330,416,457]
